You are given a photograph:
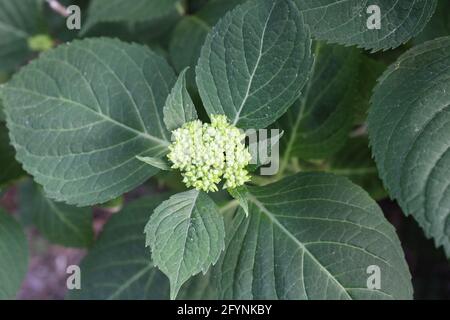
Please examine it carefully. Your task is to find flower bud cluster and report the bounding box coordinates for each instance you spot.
[167,115,251,192]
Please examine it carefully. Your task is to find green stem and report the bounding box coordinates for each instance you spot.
[278,42,323,177]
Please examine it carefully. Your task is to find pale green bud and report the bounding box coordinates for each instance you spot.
[166,115,251,192]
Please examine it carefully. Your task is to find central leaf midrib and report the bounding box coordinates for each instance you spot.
[279,42,322,174]
[232,1,276,125]
[106,264,153,300]
[173,190,200,297]
[72,44,150,137]
[248,194,352,300]
[6,86,169,147]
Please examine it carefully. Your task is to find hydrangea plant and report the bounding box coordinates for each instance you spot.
[0,0,449,301]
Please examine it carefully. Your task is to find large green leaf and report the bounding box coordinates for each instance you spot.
[19,181,93,248]
[68,196,170,299]
[0,209,28,299]
[0,0,43,72]
[3,38,177,206]
[145,189,225,299]
[196,0,314,129]
[82,0,181,33]
[368,37,450,256]
[294,0,438,52]
[414,0,450,45]
[279,43,360,162]
[169,0,246,86]
[215,172,412,299]
[0,123,24,186]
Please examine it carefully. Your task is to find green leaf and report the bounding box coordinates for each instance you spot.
[196,0,314,129]
[0,208,28,299]
[170,17,210,88]
[19,180,93,248]
[177,271,218,300]
[163,68,198,131]
[1,82,5,120]
[3,38,177,206]
[215,172,413,299]
[228,185,249,216]
[414,0,450,45]
[195,0,248,25]
[0,89,5,121]
[293,0,438,52]
[352,56,386,124]
[136,155,170,171]
[279,43,360,162]
[82,0,182,33]
[68,196,170,299]
[145,189,225,300]
[83,11,181,46]
[0,0,43,72]
[368,37,450,257]
[169,0,246,86]
[0,123,24,186]
[327,137,387,201]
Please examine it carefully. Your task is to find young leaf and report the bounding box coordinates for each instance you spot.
[145,189,225,300]
[279,43,360,161]
[163,68,198,131]
[196,0,314,129]
[214,172,413,299]
[0,123,24,187]
[228,185,249,216]
[177,271,218,300]
[136,155,171,171]
[293,0,438,52]
[0,0,43,72]
[3,38,177,206]
[368,37,450,257]
[0,209,28,299]
[82,0,182,33]
[68,196,170,300]
[19,181,94,248]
